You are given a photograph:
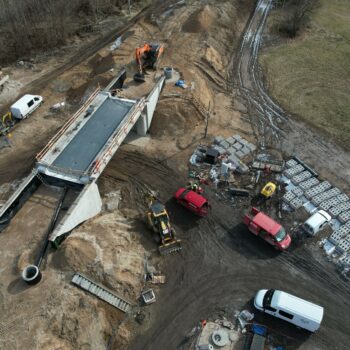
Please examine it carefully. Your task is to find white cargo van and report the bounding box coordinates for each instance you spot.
[302,210,331,236]
[10,94,43,119]
[254,289,324,332]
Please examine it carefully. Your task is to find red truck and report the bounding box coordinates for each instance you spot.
[243,207,291,251]
[174,188,209,217]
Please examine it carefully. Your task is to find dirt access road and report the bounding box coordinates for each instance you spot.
[129,1,350,349]
[125,148,350,350]
[232,0,350,190]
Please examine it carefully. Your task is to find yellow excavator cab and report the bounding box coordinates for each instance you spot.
[147,199,181,255]
[260,182,276,198]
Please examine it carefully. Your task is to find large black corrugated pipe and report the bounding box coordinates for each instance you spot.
[22,265,42,285]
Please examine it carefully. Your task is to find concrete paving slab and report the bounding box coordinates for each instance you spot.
[233,142,243,150]
[214,136,225,145]
[220,140,230,150]
[240,146,251,156]
[235,150,244,159]
[246,142,256,152]
[225,136,235,145]
[227,146,236,156]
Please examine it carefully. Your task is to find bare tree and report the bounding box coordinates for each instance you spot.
[275,0,320,37]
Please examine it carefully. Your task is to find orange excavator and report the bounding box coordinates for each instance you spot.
[133,43,164,82]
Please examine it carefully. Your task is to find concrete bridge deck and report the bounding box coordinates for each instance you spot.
[50,96,134,173]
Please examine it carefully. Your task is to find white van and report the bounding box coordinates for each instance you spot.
[10,94,43,119]
[254,289,324,332]
[303,210,331,236]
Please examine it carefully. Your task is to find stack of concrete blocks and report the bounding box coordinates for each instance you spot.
[282,191,303,209]
[299,177,319,191]
[336,235,350,254]
[337,253,350,270]
[291,170,312,185]
[284,164,304,178]
[292,187,304,198]
[285,159,298,169]
[304,181,331,200]
[213,135,256,174]
[312,188,341,206]
[214,135,256,159]
[329,225,350,245]
[329,201,350,218]
[319,194,349,211]
[339,211,350,224]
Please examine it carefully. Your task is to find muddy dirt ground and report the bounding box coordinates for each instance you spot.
[0,0,349,349]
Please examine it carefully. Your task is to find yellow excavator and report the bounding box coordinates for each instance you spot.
[134,43,164,82]
[0,112,14,135]
[146,196,181,255]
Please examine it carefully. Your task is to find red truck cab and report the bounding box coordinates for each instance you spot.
[243,207,291,251]
[174,188,209,217]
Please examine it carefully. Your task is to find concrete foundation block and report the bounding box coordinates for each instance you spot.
[239,138,249,146]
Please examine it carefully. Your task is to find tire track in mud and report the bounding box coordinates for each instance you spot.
[232,0,350,187]
[233,0,285,148]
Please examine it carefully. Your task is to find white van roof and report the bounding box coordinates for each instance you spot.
[305,210,331,228]
[271,290,324,323]
[11,94,38,109]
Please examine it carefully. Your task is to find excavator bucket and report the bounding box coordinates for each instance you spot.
[133,72,145,82]
[158,239,182,255]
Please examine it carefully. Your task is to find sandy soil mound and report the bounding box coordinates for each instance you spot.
[53,236,98,272]
[182,5,215,33]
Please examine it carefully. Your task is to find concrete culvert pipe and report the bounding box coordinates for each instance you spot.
[22,265,42,285]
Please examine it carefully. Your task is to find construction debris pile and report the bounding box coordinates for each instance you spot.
[188,134,257,204]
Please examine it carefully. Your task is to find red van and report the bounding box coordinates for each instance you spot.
[174,188,209,216]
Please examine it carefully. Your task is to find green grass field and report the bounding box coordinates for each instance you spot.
[260,0,350,149]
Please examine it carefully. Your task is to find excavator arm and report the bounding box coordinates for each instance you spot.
[134,43,164,82]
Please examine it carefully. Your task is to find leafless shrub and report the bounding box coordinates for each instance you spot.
[273,0,320,38]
